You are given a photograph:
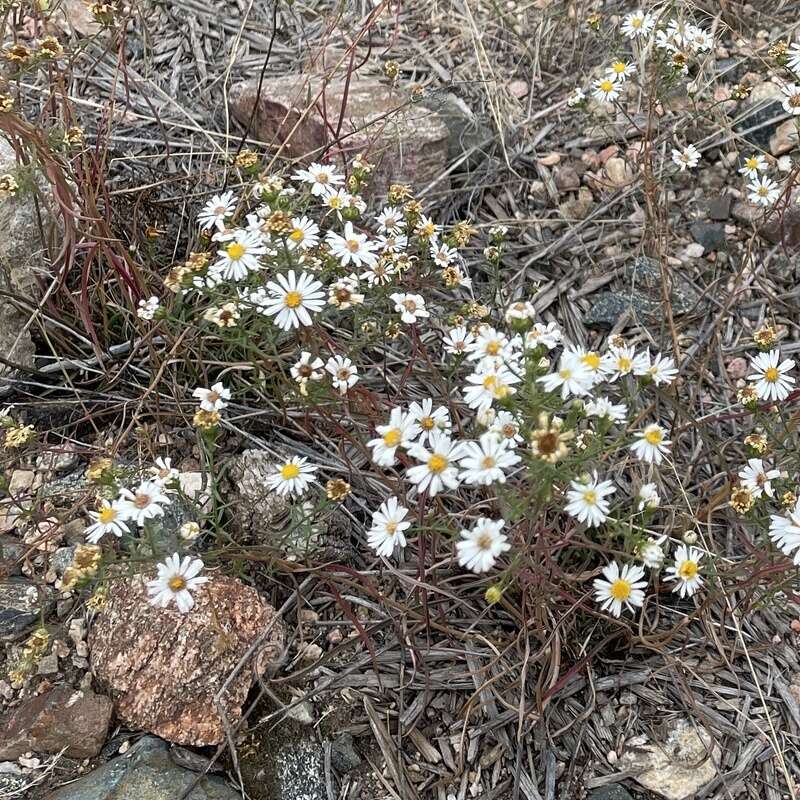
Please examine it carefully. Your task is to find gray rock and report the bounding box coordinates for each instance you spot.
[706,193,732,221]
[733,82,785,149]
[427,92,492,170]
[690,221,726,253]
[0,534,25,573]
[0,578,53,639]
[619,718,719,800]
[330,732,362,773]
[47,736,240,800]
[271,737,326,800]
[51,545,77,576]
[588,786,634,800]
[584,256,701,329]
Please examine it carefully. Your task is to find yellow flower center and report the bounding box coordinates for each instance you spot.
[632,17,642,28]
[226,242,245,260]
[483,374,498,390]
[559,368,572,379]
[383,428,402,447]
[486,341,501,355]
[385,522,398,536]
[316,172,329,184]
[644,428,663,445]
[600,79,614,92]
[346,239,360,253]
[280,463,300,480]
[583,489,597,505]
[764,366,779,382]
[98,506,116,524]
[678,560,698,580]
[617,357,632,372]
[402,299,417,312]
[289,228,305,242]
[284,290,302,308]
[427,453,448,473]
[609,578,632,601]
[481,456,496,469]
[583,352,601,370]
[420,416,435,430]
[476,533,493,550]
[168,575,187,591]
[328,196,342,208]
[612,62,625,74]
[746,158,758,169]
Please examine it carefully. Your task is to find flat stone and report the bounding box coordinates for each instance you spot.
[90,575,284,746]
[47,736,240,800]
[706,193,732,221]
[559,186,594,220]
[0,685,112,760]
[270,736,326,800]
[733,81,786,149]
[588,787,634,800]
[689,221,726,253]
[228,73,449,197]
[769,118,798,157]
[0,534,25,575]
[584,256,701,329]
[330,732,362,773]
[554,165,580,193]
[757,187,800,248]
[0,578,53,640]
[620,718,719,800]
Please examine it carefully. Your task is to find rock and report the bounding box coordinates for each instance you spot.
[229,73,449,196]
[47,736,240,800]
[559,186,594,220]
[0,534,25,576]
[620,718,719,800]
[178,472,211,511]
[734,81,785,149]
[588,787,633,800]
[507,79,529,99]
[0,139,59,378]
[51,546,77,576]
[554,165,580,193]
[707,193,732,221]
[431,93,492,169]
[90,575,284,746]
[0,578,53,639]
[270,736,326,800]
[690,221,726,253]
[48,0,103,37]
[750,187,800,248]
[584,256,701,329]
[36,444,80,476]
[0,685,112,760]
[603,156,634,188]
[330,732,362,773]
[769,119,798,157]
[36,652,59,675]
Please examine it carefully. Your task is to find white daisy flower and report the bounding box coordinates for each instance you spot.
[630,424,671,465]
[291,352,324,394]
[781,82,800,116]
[378,233,407,253]
[292,162,345,196]
[565,473,616,527]
[414,214,441,240]
[328,274,365,309]
[85,499,129,543]
[638,537,666,569]
[390,292,429,325]
[368,407,421,467]
[690,28,713,52]
[672,144,701,171]
[197,190,236,231]
[430,242,458,268]
[537,354,593,399]
[747,175,780,207]
[405,431,463,496]
[456,518,510,573]
[666,19,695,47]
[408,399,451,445]
[137,296,160,321]
[585,397,628,423]
[320,187,352,218]
[285,216,320,250]
[606,60,636,82]
[458,432,521,486]
[467,326,514,366]
[360,259,395,286]
[488,410,524,448]
[633,351,678,385]
[192,382,230,412]
[463,362,521,411]
[150,456,179,485]
[788,42,800,75]
[769,499,800,563]
[637,483,661,511]
[738,154,768,179]
[747,349,795,401]
[261,270,325,330]
[367,497,411,557]
[621,10,654,38]
[593,561,647,617]
[566,87,585,107]
[375,207,406,233]
[665,545,704,598]
[442,326,475,356]
[326,222,379,269]
[593,77,620,103]
[265,456,317,496]
[211,229,266,281]
[738,458,780,498]
[147,553,208,614]
[504,300,536,324]
[603,345,638,382]
[326,355,359,395]
[117,480,171,527]
[524,322,562,350]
